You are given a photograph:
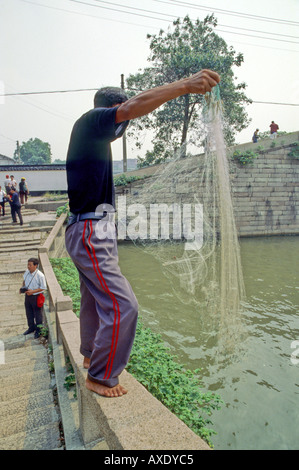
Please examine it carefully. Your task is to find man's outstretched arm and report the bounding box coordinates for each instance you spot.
[115,69,220,124]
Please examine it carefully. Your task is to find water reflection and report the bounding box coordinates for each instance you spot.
[118,236,299,450]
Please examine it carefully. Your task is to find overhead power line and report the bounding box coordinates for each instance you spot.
[68,0,299,44]
[87,0,299,41]
[252,101,299,107]
[1,88,98,97]
[158,0,299,26]
[1,88,298,107]
[16,0,299,49]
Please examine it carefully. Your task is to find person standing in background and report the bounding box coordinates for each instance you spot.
[9,175,17,190]
[19,177,30,205]
[8,187,23,225]
[20,258,47,339]
[4,175,10,194]
[270,121,279,139]
[252,129,259,143]
[0,185,6,216]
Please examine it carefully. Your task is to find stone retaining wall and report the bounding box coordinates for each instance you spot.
[120,132,299,237]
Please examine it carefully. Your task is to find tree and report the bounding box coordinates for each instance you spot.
[126,15,252,163]
[14,137,52,165]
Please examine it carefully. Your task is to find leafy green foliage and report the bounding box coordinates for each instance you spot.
[126,14,251,164]
[288,142,299,159]
[232,149,257,165]
[50,257,222,446]
[113,174,143,186]
[127,321,222,446]
[50,258,81,315]
[56,203,70,218]
[14,137,52,165]
[258,130,287,140]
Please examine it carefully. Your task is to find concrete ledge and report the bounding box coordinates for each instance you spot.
[26,200,68,212]
[39,250,72,317]
[77,367,211,450]
[55,309,210,450]
[39,212,68,254]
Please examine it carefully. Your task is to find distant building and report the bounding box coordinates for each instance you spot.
[0,157,138,194]
[0,163,66,194]
[0,153,15,165]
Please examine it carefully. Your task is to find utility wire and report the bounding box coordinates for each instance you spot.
[1,88,298,107]
[16,0,299,49]
[68,0,299,44]
[1,88,98,97]
[157,0,299,26]
[91,0,299,38]
[17,0,154,29]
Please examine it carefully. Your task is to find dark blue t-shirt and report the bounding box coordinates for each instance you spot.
[66,106,128,214]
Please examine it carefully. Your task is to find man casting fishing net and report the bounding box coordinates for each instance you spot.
[65,69,220,398]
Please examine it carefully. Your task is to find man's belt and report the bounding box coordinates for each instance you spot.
[67,212,107,226]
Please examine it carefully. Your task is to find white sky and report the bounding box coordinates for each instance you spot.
[0,0,298,162]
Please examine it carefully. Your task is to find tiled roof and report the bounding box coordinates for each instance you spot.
[0,164,66,171]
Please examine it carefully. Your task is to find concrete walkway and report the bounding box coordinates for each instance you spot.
[0,204,62,450]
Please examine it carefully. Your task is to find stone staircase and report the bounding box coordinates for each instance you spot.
[0,207,62,450]
[0,208,55,274]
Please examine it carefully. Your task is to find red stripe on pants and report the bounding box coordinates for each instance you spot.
[82,220,120,380]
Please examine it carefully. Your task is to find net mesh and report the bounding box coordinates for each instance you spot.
[120,86,246,352]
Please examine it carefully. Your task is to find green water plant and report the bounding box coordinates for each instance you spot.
[113,174,143,187]
[288,142,299,159]
[232,149,257,165]
[56,202,70,218]
[50,257,222,447]
[51,258,81,314]
[127,319,222,446]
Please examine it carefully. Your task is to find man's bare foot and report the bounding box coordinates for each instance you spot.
[83,357,90,369]
[85,377,127,397]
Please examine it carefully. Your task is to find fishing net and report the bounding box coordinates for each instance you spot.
[117,85,246,353]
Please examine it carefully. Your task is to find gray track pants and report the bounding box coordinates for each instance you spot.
[65,219,138,388]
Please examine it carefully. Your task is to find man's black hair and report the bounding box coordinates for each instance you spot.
[28,257,39,266]
[94,87,128,108]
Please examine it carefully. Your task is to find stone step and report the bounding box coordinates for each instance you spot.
[0,370,51,402]
[0,292,25,301]
[0,244,41,253]
[0,367,50,389]
[0,203,66,450]
[0,210,38,220]
[0,295,24,304]
[0,325,27,339]
[4,342,47,362]
[0,280,25,288]
[0,422,61,450]
[0,226,53,235]
[0,223,31,230]
[0,261,40,275]
[0,306,24,314]
[0,315,26,326]
[0,404,59,439]
[0,236,41,244]
[0,389,54,419]
[0,239,41,247]
[0,352,48,373]
[0,309,28,319]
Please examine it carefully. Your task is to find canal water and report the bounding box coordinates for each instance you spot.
[118,235,299,450]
